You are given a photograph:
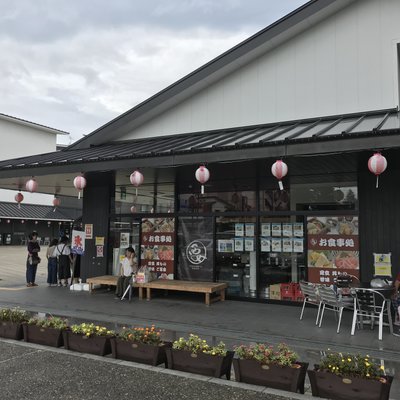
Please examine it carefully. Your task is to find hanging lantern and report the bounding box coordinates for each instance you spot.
[25,178,38,193]
[53,197,61,212]
[73,175,87,199]
[130,205,137,214]
[368,152,387,188]
[195,165,210,194]
[15,192,24,209]
[271,160,288,191]
[130,170,144,197]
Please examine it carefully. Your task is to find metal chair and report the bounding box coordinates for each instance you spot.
[351,288,393,341]
[299,281,322,325]
[318,285,354,333]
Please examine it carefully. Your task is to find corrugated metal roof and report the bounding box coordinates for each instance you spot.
[0,108,398,171]
[0,202,74,221]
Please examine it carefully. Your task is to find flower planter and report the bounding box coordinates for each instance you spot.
[308,369,393,400]
[110,338,172,366]
[23,324,64,348]
[166,348,234,379]
[62,330,112,356]
[0,321,23,340]
[233,359,308,393]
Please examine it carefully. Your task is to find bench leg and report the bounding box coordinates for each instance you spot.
[205,293,210,306]
[89,283,93,293]
[220,289,225,302]
[138,287,143,300]
[146,287,151,301]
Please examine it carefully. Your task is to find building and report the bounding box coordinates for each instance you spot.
[0,0,399,302]
[0,113,79,243]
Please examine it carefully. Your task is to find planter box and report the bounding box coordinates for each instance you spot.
[0,321,23,340]
[62,330,112,356]
[23,324,64,348]
[110,338,172,366]
[233,359,308,393]
[308,369,393,400]
[166,348,234,379]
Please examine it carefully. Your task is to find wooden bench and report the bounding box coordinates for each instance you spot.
[140,280,228,306]
[86,275,145,300]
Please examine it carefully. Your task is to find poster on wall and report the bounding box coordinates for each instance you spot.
[235,223,244,237]
[282,223,293,237]
[120,232,130,247]
[84,224,93,240]
[282,239,293,252]
[293,223,304,237]
[244,238,254,252]
[141,218,175,279]
[271,238,282,252]
[293,239,304,253]
[373,253,392,277]
[261,223,271,237]
[245,223,255,237]
[260,238,271,252]
[234,238,244,252]
[271,223,282,237]
[71,230,86,255]
[96,245,104,258]
[217,240,234,253]
[177,217,213,281]
[307,216,359,284]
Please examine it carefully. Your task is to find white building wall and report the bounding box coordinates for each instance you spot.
[119,0,400,140]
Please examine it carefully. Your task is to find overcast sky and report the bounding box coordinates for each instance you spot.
[0,0,306,144]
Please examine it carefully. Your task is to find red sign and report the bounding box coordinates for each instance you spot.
[308,235,359,251]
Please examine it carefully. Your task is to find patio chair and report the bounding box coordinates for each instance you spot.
[318,285,354,333]
[351,288,393,341]
[299,281,322,325]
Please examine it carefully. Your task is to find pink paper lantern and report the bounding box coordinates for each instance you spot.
[368,152,387,188]
[271,160,288,191]
[53,197,61,212]
[15,192,24,209]
[195,165,210,194]
[130,170,144,196]
[73,175,87,199]
[25,178,38,193]
[130,205,137,214]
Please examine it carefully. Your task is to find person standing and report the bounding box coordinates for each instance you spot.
[394,272,400,326]
[46,238,58,286]
[55,236,73,287]
[115,247,137,299]
[26,231,41,287]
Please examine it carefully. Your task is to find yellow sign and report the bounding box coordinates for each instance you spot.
[95,236,105,246]
[373,253,392,277]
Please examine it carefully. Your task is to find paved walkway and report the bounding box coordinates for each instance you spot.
[0,246,399,399]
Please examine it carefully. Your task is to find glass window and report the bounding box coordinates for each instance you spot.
[259,216,306,302]
[215,216,257,298]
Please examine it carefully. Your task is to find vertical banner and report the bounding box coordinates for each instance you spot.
[141,218,175,279]
[307,216,359,284]
[71,230,86,255]
[177,217,213,281]
[84,224,93,239]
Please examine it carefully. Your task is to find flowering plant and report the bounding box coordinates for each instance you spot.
[70,323,114,338]
[318,352,386,381]
[27,316,68,330]
[172,334,227,356]
[118,325,162,345]
[0,307,29,323]
[234,343,298,367]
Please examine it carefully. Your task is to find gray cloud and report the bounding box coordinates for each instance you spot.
[0,0,306,142]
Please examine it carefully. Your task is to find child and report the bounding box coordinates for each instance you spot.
[115,247,137,299]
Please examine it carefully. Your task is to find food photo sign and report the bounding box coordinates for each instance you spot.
[141,218,175,279]
[307,216,359,284]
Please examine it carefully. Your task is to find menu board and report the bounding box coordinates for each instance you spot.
[234,238,244,252]
[282,223,293,237]
[218,239,234,253]
[271,223,282,237]
[244,238,254,251]
[307,216,359,284]
[261,223,271,237]
[293,223,304,237]
[245,223,255,237]
[282,238,293,252]
[261,238,271,252]
[235,223,244,237]
[261,221,304,254]
[271,238,282,252]
[293,238,304,253]
[141,218,175,279]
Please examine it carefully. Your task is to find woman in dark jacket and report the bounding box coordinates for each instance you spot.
[26,231,41,287]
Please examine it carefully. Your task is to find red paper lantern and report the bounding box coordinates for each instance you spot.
[53,197,61,212]
[15,192,24,209]
[195,165,210,194]
[25,178,38,193]
[271,160,288,190]
[368,152,387,188]
[130,170,144,197]
[73,175,87,199]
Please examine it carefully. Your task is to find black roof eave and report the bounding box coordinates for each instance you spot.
[2,129,399,179]
[67,0,350,150]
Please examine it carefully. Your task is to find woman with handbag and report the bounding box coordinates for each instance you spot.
[26,231,41,287]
